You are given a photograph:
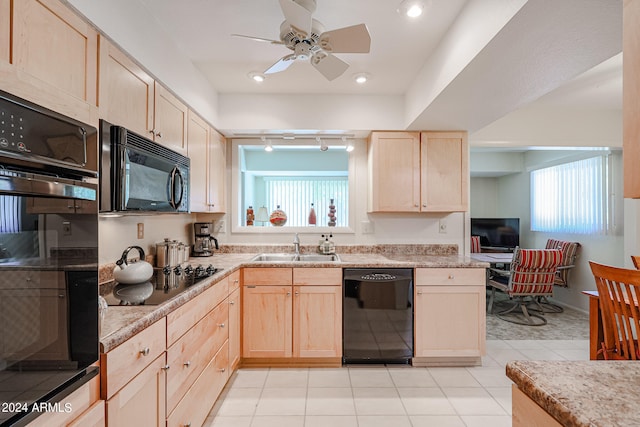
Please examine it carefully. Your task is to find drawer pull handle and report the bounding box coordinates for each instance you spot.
[417,291,423,295]
[161,365,170,371]
[184,361,191,367]
[218,323,225,328]
[140,347,150,356]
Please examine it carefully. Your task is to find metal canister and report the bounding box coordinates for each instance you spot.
[156,238,171,267]
[168,240,179,266]
[177,242,186,265]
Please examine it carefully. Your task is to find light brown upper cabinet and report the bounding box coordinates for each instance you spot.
[368,131,468,212]
[188,111,226,213]
[2,0,99,124]
[99,36,154,136]
[0,0,9,63]
[623,0,640,198]
[99,37,188,153]
[153,83,188,153]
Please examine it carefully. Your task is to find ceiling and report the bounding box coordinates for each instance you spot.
[75,0,623,142]
[137,0,469,95]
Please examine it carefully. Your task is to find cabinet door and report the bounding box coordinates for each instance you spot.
[368,131,421,212]
[67,400,105,427]
[228,287,241,369]
[153,83,187,153]
[242,285,292,358]
[208,128,226,213]
[98,36,154,136]
[106,353,166,427]
[624,0,640,197]
[0,0,9,63]
[293,285,342,358]
[187,110,209,212]
[12,0,98,106]
[414,284,485,359]
[420,131,468,212]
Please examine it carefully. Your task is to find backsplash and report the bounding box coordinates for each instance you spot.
[98,244,458,284]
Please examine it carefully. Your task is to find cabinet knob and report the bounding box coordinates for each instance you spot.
[218,368,226,373]
[286,291,291,296]
[233,279,239,284]
[417,291,423,295]
[140,347,150,356]
[161,365,170,371]
[448,275,454,280]
[184,423,191,427]
[414,203,419,207]
[422,203,427,207]
[229,300,235,305]
[218,323,225,328]
[295,291,299,296]
[156,131,162,138]
[184,361,191,367]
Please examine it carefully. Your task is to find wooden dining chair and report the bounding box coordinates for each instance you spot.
[589,261,640,360]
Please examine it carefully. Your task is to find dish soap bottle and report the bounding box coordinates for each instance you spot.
[308,203,316,226]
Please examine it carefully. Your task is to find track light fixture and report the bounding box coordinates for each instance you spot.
[343,136,355,152]
[317,137,328,152]
[261,136,273,152]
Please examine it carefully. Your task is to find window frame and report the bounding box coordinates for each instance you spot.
[230,139,356,234]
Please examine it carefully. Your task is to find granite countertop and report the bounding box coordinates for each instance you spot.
[100,251,489,352]
[507,360,640,426]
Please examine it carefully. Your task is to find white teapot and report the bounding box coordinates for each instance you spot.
[113,246,154,284]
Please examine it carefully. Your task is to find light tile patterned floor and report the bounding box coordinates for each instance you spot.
[204,339,589,427]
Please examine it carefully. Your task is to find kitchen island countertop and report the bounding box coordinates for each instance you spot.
[507,360,640,427]
[100,252,488,352]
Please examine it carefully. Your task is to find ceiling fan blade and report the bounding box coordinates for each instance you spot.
[311,52,349,81]
[265,54,296,74]
[279,0,312,37]
[319,23,371,53]
[231,34,284,45]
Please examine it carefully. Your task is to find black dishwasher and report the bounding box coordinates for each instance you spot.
[343,268,414,364]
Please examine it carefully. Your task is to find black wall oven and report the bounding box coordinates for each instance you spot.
[0,90,99,426]
[99,120,190,213]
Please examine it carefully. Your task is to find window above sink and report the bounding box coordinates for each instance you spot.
[231,139,356,234]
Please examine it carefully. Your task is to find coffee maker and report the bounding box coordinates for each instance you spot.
[192,222,219,257]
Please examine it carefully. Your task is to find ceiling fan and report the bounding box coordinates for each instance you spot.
[232,0,371,81]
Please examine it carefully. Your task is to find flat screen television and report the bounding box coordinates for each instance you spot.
[471,218,520,250]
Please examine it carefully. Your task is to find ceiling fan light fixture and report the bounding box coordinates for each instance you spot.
[397,0,425,18]
[353,72,370,84]
[248,72,266,83]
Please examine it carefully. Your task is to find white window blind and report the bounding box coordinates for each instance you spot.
[530,155,610,234]
[264,177,348,227]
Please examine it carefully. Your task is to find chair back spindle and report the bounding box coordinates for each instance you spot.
[589,261,640,360]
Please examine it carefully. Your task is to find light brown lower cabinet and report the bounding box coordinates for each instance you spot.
[242,268,342,364]
[413,268,486,366]
[512,385,561,427]
[27,372,102,427]
[106,353,166,427]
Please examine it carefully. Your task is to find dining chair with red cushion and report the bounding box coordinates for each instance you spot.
[488,246,563,326]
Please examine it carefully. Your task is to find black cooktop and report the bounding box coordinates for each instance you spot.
[103,263,221,306]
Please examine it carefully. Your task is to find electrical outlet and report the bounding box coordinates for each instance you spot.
[439,219,447,234]
[217,220,225,233]
[62,221,71,236]
[137,223,144,239]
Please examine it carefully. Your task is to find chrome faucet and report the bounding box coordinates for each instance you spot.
[293,233,300,256]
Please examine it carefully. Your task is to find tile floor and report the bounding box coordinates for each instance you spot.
[204,339,589,427]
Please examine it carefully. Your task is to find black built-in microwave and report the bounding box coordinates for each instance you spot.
[99,120,190,213]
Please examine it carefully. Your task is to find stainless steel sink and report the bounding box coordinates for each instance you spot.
[250,253,341,262]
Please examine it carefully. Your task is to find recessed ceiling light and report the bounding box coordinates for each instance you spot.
[397,0,426,18]
[353,73,371,84]
[248,72,265,83]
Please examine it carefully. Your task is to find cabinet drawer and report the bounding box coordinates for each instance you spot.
[228,269,240,293]
[167,278,229,346]
[3,270,65,289]
[166,299,228,414]
[101,319,166,399]
[415,268,484,286]
[167,341,229,427]
[244,268,292,286]
[293,268,342,286]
